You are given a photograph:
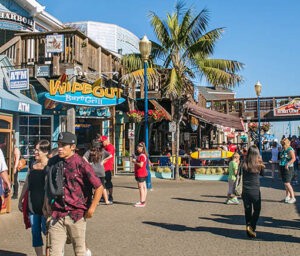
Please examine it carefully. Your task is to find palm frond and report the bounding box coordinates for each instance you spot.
[148,11,171,48]
[200,64,244,88]
[121,68,159,87]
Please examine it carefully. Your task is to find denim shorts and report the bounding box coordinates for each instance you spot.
[29,214,46,247]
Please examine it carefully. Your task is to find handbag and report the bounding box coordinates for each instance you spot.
[17,158,26,171]
[233,164,243,196]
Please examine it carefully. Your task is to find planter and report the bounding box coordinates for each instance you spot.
[150,171,172,179]
[129,116,144,123]
[148,116,163,123]
[194,174,228,181]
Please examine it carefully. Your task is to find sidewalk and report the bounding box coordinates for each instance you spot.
[0,172,300,256]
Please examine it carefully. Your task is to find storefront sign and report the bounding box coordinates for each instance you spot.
[274,99,300,116]
[45,80,125,107]
[0,11,34,29]
[128,129,135,139]
[9,69,29,90]
[35,65,50,77]
[169,122,176,133]
[46,35,64,53]
[75,122,92,130]
[18,102,30,112]
[199,150,222,159]
[190,116,199,131]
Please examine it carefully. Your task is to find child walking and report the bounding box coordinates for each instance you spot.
[132,142,148,207]
[226,153,241,204]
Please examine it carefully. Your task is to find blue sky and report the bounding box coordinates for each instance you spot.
[39,0,300,99]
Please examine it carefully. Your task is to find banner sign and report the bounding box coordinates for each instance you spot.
[45,80,125,107]
[46,35,64,53]
[36,65,50,77]
[9,69,29,90]
[274,99,300,116]
[0,11,34,29]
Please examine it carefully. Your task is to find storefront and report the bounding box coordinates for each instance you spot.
[44,78,125,155]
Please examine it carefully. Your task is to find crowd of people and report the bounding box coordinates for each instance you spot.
[0,132,299,253]
[0,132,148,256]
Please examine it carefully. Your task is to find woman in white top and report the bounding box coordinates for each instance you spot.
[270,142,279,181]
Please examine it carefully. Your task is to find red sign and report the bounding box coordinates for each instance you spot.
[274,98,300,116]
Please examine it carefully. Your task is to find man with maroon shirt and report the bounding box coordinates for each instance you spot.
[46,132,103,256]
[100,136,115,202]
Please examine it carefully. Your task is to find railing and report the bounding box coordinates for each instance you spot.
[207,96,300,119]
[0,29,105,75]
[115,154,230,179]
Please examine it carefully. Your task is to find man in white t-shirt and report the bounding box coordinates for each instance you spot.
[0,148,11,210]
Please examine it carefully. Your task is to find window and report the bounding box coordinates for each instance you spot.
[19,115,52,167]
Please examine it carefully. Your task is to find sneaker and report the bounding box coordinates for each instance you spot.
[134,202,146,207]
[105,201,113,205]
[231,198,241,204]
[86,248,92,256]
[226,199,235,205]
[287,198,296,204]
[284,197,291,203]
[108,195,113,202]
[100,198,105,202]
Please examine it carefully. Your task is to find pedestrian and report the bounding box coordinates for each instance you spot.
[270,142,279,182]
[11,140,21,199]
[226,153,240,204]
[241,145,265,238]
[0,148,11,211]
[83,139,113,205]
[18,140,51,256]
[279,138,296,203]
[99,136,115,202]
[45,132,103,256]
[132,142,148,207]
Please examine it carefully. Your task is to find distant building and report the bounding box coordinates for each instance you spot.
[197,86,235,101]
[65,21,140,55]
[0,0,64,45]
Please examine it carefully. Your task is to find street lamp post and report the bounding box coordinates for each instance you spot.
[255,81,262,155]
[139,35,152,189]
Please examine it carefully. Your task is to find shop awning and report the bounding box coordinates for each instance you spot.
[0,88,42,115]
[186,102,244,131]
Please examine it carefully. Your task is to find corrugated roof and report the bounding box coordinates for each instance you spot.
[197,86,235,100]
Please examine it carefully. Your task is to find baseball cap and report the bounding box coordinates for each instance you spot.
[55,132,77,145]
[99,136,108,142]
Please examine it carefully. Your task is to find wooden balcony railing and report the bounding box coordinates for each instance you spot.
[206,96,300,120]
[0,29,112,77]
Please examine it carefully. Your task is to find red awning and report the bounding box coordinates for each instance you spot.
[186,103,244,131]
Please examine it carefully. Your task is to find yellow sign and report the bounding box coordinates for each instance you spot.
[49,80,123,99]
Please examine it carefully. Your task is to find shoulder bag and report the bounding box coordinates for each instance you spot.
[233,164,243,196]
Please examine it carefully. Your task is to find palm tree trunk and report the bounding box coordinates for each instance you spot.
[174,120,180,180]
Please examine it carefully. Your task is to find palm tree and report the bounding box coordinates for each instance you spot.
[148,2,244,179]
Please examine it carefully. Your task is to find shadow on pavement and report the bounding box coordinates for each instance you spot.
[142,221,300,243]
[113,201,134,206]
[202,195,281,203]
[0,251,27,256]
[172,197,225,205]
[114,185,137,190]
[200,214,300,230]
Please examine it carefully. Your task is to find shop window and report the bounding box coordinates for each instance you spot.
[0,120,10,129]
[19,115,53,167]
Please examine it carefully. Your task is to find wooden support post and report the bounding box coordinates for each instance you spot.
[52,53,60,76]
[96,47,102,79]
[226,100,229,114]
[15,37,22,66]
[66,76,76,133]
[82,38,89,73]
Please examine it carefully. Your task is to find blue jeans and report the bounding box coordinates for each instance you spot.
[29,214,46,247]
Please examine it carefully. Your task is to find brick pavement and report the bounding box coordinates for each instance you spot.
[0,171,300,256]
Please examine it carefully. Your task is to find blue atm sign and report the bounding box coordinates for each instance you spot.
[9,69,29,90]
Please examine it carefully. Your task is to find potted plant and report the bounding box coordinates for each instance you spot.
[261,122,271,132]
[194,166,228,181]
[151,166,172,179]
[126,110,145,123]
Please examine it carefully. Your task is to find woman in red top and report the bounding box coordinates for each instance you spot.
[132,142,148,207]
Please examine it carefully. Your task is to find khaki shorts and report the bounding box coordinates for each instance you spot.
[228,178,235,194]
[49,215,86,256]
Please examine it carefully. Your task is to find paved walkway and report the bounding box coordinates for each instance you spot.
[1,171,300,256]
